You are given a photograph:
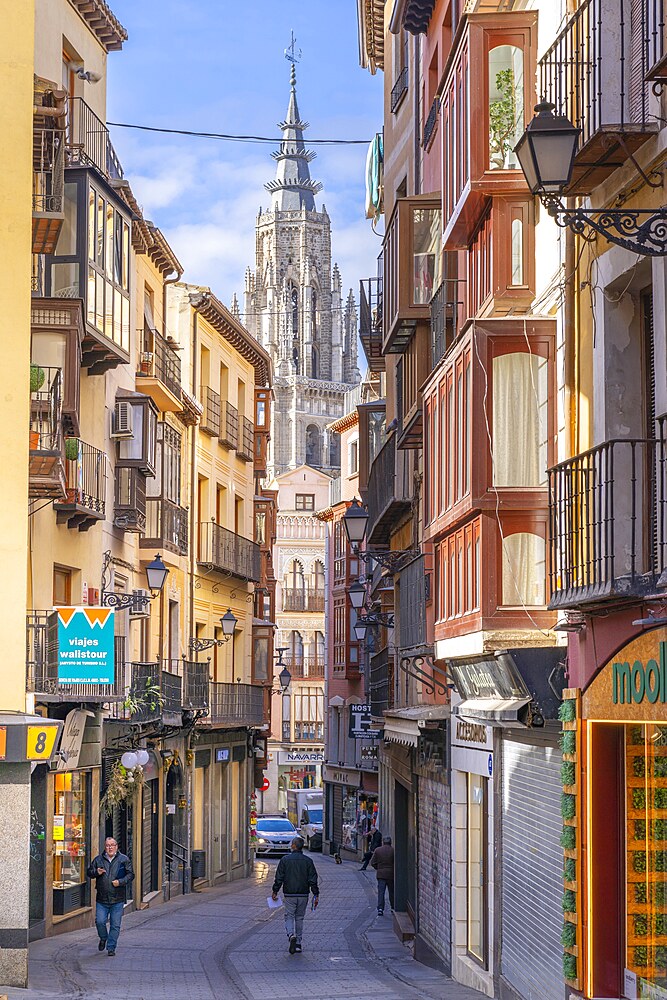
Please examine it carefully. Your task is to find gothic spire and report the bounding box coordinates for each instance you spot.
[265,63,322,212]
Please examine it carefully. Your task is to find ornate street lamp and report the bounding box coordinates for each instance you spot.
[515,102,667,256]
[348,580,367,611]
[342,500,419,573]
[102,552,169,610]
[189,609,238,652]
[342,497,368,545]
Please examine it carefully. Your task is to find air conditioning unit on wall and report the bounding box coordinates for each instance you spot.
[111,400,133,438]
[129,589,150,618]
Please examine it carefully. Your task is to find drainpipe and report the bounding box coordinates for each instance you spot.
[564,215,576,458]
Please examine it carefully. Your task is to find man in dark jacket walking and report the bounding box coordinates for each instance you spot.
[87,837,135,955]
[271,836,319,954]
[360,826,382,870]
[370,836,394,915]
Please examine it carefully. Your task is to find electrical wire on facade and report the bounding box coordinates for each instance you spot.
[107,121,371,145]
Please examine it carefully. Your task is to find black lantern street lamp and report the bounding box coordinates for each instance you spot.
[515,102,667,256]
[221,608,238,636]
[189,608,238,652]
[145,553,170,594]
[102,551,169,610]
[278,665,292,692]
[354,621,368,642]
[343,497,369,545]
[348,580,367,611]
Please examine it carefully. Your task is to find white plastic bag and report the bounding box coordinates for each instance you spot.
[267,895,283,909]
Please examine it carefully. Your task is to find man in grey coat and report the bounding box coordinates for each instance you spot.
[271,836,320,954]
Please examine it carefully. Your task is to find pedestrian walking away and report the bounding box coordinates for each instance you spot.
[370,836,394,915]
[87,836,135,956]
[271,835,319,954]
[360,825,382,870]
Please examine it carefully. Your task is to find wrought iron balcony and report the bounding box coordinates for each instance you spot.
[423,96,440,149]
[125,661,183,724]
[66,98,124,180]
[293,721,324,742]
[206,681,265,727]
[391,65,409,113]
[26,611,123,702]
[137,331,182,410]
[548,435,667,609]
[198,521,261,582]
[539,0,657,194]
[183,660,210,711]
[646,0,667,82]
[237,415,254,462]
[430,278,462,368]
[370,647,391,718]
[219,401,239,450]
[283,656,325,679]
[282,589,325,613]
[114,466,146,533]
[200,385,221,436]
[32,127,65,254]
[366,434,412,544]
[398,555,427,651]
[141,498,189,556]
[359,277,384,372]
[54,441,107,530]
[29,366,66,500]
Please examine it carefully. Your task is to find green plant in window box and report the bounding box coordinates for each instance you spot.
[561,793,576,820]
[563,858,576,883]
[562,953,577,981]
[561,921,576,948]
[635,883,648,904]
[635,819,647,841]
[633,755,646,778]
[655,757,667,778]
[655,819,667,841]
[634,946,648,968]
[559,700,576,723]
[656,789,667,809]
[634,788,647,810]
[562,889,576,912]
[657,883,667,906]
[656,914,667,936]
[655,851,667,873]
[560,825,576,851]
[65,438,79,462]
[656,945,667,969]
[634,914,649,937]
[30,364,45,394]
[123,676,164,716]
[633,851,647,874]
[560,730,576,756]
[561,762,576,786]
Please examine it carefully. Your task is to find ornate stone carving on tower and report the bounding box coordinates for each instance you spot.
[242,53,360,478]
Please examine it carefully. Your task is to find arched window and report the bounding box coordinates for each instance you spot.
[311,344,319,379]
[488,45,524,170]
[306,424,321,466]
[329,435,340,468]
[291,285,299,373]
[283,559,305,610]
[312,560,325,595]
[288,630,304,667]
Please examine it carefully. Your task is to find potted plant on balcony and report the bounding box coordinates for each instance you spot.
[65,437,79,462]
[30,364,45,394]
[139,351,153,376]
[489,68,521,170]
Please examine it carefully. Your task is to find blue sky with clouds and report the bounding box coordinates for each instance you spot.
[106,0,383,308]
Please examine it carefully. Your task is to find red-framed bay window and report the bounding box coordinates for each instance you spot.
[332,510,361,678]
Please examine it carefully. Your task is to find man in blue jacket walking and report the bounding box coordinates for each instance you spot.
[271,836,319,954]
[87,837,134,956]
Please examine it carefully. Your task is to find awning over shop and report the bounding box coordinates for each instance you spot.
[454,697,532,727]
[383,704,450,746]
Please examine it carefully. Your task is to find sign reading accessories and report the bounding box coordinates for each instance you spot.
[453,719,492,751]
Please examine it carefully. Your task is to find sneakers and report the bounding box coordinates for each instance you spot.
[377,908,383,916]
[98,939,106,951]
[107,950,116,957]
[295,943,302,953]
[289,935,297,955]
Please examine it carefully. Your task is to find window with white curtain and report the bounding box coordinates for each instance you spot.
[501,531,546,606]
[492,352,548,487]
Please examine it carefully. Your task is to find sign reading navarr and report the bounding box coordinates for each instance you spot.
[57,607,115,685]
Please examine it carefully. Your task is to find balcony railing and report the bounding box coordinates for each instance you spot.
[207,682,265,727]
[66,98,123,180]
[198,521,261,582]
[219,401,239,450]
[138,331,182,400]
[391,66,409,112]
[430,278,463,368]
[423,96,440,149]
[29,367,66,499]
[283,656,325,679]
[32,128,65,254]
[200,385,221,436]
[293,722,324,742]
[183,659,210,710]
[370,647,391,718]
[367,435,412,544]
[237,415,254,462]
[548,434,667,609]
[398,555,427,650]
[125,661,183,723]
[359,277,384,372]
[539,0,656,193]
[54,441,107,530]
[282,589,325,613]
[26,611,122,701]
[114,466,147,533]
[141,498,189,555]
[646,0,667,80]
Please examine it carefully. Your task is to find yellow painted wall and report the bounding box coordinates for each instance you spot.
[34,0,109,119]
[0,0,35,711]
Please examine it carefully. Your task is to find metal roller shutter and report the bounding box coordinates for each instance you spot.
[501,735,563,1000]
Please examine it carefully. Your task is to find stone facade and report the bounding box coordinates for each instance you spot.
[241,66,360,477]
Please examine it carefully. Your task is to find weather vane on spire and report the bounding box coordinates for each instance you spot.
[284,29,302,64]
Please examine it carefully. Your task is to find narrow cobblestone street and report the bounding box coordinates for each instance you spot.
[3,857,483,1000]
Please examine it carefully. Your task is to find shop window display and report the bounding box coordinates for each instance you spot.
[342,789,358,851]
[625,725,667,997]
[53,771,89,914]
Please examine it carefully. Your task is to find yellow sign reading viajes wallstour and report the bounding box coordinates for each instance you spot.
[26,725,58,760]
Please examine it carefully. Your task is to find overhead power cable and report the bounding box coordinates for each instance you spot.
[107,121,371,146]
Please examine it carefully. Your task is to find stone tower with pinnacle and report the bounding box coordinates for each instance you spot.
[242,61,360,478]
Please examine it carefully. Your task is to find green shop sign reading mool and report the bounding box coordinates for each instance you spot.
[613,642,667,705]
[56,607,115,685]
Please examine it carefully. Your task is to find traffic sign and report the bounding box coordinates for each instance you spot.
[261,777,270,791]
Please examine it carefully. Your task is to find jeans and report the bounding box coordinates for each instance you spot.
[96,901,124,951]
[283,895,309,944]
[377,879,394,913]
[360,850,373,870]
